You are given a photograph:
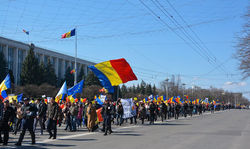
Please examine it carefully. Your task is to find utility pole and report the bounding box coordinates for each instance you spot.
[165,78,169,99]
[182,83,186,99]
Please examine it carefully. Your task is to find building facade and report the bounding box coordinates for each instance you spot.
[0,36,95,85]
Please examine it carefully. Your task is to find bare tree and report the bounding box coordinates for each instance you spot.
[236,6,250,79]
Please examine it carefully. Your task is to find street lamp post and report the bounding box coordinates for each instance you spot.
[165,78,169,99]
[182,83,186,99]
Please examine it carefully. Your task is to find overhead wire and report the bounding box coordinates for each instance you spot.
[151,0,228,74]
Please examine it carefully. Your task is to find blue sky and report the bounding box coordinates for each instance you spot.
[0,0,249,99]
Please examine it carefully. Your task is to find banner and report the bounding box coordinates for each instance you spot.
[100,95,106,103]
[121,98,136,119]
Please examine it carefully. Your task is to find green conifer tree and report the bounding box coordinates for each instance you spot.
[20,43,41,85]
[0,51,8,81]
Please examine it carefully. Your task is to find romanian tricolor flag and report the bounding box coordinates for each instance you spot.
[55,81,67,102]
[61,28,76,39]
[89,58,137,93]
[0,74,11,100]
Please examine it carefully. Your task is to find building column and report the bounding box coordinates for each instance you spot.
[84,64,88,76]
[62,59,65,79]
[4,45,8,64]
[55,58,59,77]
[14,48,18,85]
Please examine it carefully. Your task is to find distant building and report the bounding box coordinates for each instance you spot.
[0,36,95,85]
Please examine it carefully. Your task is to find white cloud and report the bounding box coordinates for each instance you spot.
[225,81,233,85]
[223,81,247,89]
[238,82,247,86]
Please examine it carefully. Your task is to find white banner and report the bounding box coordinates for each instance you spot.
[121,98,136,119]
[100,95,106,103]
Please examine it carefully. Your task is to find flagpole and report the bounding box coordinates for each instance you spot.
[74,27,77,85]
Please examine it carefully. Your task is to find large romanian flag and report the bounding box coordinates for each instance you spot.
[0,74,11,100]
[89,58,137,93]
[61,28,75,39]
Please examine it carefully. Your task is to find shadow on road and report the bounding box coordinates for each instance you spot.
[12,143,75,149]
[112,133,143,136]
[59,138,97,141]
[146,123,191,126]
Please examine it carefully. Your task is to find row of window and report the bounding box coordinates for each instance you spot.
[0,43,89,84]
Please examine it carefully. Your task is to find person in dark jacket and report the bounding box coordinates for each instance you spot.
[116,101,124,126]
[183,102,188,118]
[189,102,194,117]
[138,103,147,124]
[159,101,166,122]
[0,100,15,146]
[15,98,36,146]
[35,98,47,135]
[101,100,112,136]
[149,101,156,124]
[175,103,181,119]
[198,103,203,115]
[47,97,59,139]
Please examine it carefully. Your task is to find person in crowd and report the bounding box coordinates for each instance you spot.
[149,101,156,124]
[159,101,167,122]
[15,98,36,146]
[210,103,214,113]
[35,98,47,135]
[198,103,203,115]
[63,102,72,131]
[138,102,147,124]
[46,98,59,139]
[116,101,124,126]
[70,102,78,131]
[77,103,84,128]
[175,103,181,120]
[86,102,97,132]
[101,99,112,136]
[183,101,188,118]
[13,102,23,135]
[189,102,194,117]
[0,100,15,146]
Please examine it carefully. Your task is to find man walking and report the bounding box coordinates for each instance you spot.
[0,100,15,146]
[101,99,112,136]
[15,98,36,146]
[47,98,59,139]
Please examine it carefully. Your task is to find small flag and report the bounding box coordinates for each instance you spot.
[17,93,23,102]
[55,81,67,101]
[61,28,75,39]
[0,74,11,100]
[23,29,29,35]
[70,69,76,74]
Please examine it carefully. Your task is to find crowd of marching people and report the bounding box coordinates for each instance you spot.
[0,96,232,146]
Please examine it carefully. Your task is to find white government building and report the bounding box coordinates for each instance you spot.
[0,36,95,85]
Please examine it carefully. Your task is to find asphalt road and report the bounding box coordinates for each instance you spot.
[3,109,250,149]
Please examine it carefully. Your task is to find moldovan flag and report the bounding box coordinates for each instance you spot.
[89,58,137,93]
[61,28,75,39]
[55,81,67,102]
